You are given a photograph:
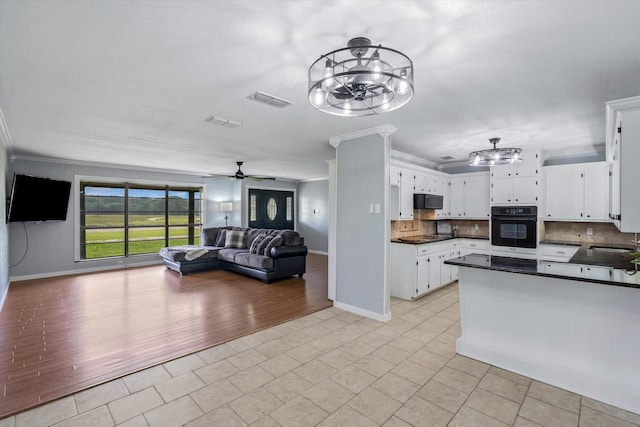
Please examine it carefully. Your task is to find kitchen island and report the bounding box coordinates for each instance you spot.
[446,253,640,414]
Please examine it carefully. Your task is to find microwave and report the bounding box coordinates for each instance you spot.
[413,193,444,210]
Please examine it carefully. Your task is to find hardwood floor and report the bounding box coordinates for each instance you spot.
[0,254,331,419]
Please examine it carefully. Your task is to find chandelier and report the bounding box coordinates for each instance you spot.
[469,138,523,166]
[308,37,414,116]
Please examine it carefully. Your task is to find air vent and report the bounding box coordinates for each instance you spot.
[205,115,244,128]
[247,91,294,108]
[440,155,456,160]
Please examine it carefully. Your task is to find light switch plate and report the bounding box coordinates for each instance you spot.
[587,227,593,236]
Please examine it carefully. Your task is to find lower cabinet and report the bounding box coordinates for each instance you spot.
[542,262,613,280]
[390,241,459,300]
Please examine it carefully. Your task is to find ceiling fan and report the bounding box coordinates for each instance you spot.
[203,161,276,181]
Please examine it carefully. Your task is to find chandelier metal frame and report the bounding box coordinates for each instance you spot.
[469,138,523,166]
[308,37,414,117]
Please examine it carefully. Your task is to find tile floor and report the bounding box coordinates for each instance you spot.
[2,283,639,427]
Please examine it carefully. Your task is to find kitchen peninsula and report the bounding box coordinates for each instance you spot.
[446,251,640,414]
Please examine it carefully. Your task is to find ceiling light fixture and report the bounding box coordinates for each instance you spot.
[469,138,523,166]
[308,37,414,117]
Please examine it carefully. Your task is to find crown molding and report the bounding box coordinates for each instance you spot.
[390,150,440,171]
[0,107,14,157]
[329,124,397,148]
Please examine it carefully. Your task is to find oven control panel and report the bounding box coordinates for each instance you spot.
[491,206,537,216]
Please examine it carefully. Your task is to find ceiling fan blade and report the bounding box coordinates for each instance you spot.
[246,176,276,181]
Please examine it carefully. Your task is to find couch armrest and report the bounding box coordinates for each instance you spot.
[270,245,308,259]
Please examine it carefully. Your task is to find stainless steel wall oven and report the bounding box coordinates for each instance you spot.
[491,206,537,249]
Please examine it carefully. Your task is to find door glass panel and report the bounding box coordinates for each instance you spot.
[267,197,277,220]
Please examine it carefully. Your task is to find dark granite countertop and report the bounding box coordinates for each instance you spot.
[391,235,489,244]
[446,253,640,289]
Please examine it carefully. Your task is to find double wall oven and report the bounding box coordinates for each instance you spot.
[491,206,537,249]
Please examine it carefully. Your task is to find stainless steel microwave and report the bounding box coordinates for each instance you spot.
[413,193,444,210]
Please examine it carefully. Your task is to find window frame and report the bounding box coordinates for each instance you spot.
[74,175,206,261]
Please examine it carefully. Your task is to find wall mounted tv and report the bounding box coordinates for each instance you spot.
[7,174,72,223]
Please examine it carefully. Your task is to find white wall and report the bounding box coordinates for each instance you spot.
[0,143,9,309]
[297,180,329,253]
[333,131,391,321]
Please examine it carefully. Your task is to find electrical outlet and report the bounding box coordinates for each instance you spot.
[587,227,593,236]
[474,223,479,231]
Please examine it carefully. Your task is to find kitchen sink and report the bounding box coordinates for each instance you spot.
[588,246,634,253]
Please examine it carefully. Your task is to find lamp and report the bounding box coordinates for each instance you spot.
[308,37,414,117]
[220,202,233,226]
[469,138,523,166]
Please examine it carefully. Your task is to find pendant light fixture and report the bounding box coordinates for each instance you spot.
[308,37,414,117]
[469,138,523,166]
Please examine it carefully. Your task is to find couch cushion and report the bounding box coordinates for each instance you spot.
[215,230,227,247]
[264,235,283,256]
[272,230,300,246]
[234,252,274,270]
[202,228,220,246]
[225,230,247,248]
[256,235,274,255]
[249,233,268,254]
[217,248,248,263]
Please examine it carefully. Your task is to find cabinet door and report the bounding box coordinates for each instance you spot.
[465,176,490,218]
[583,265,612,281]
[516,151,540,177]
[439,251,451,287]
[491,178,514,204]
[436,177,450,218]
[583,164,609,221]
[450,177,465,217]
[428,255,441,291]
[544,168,583,220]
[416,257,429,297]
[413,171,425,193]
[399,170,414,220]
[512,176,539,204]
[543,262,583,278]
[390,166,401,187]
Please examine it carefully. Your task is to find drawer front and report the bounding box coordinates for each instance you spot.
[416,245,430,257]
[541,245,580,261]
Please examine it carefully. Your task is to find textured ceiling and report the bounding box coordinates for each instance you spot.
[1,1,639,180]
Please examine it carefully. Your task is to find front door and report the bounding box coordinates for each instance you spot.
[248,189,294,230]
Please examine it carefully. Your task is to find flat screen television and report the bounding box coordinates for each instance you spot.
[7,174,72,222]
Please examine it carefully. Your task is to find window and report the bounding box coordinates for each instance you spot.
[79,181,202,260]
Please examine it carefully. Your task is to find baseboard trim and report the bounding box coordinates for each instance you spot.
[10,260,164,282]
[308,250,328,255]
[333,301,391,323]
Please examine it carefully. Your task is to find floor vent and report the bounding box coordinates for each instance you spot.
[247,91,294,108]
[205,115,244,128]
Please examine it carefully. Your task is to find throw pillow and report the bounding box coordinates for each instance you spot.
[256,235,274,255]
[225,230,246,249]
[264,235,283,256]
[249,234,268,254]
[214,230,227,247]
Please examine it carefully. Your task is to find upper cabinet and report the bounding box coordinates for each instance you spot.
[390,165,414,220]
[450,172,490,219]
[544,163,609,221]
[606,96,640,232]
[490,150,542,206]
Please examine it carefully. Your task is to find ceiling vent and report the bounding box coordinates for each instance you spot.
[440,155,456,160]
[247,91,294,108]
[205,115,244,128]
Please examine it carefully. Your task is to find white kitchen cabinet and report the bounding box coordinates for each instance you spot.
[491,245,538,259]
[390,241,458,300]
[491,150,541,178]
[542,262,583,277]
[606,96,640,232]
[459,239,490,256]
[491,176,539,205]
[491,150,541,206]
[413,171,426,193]
[540,244,580,262]
[390,166,414,220]
[450,177,465,217]
[583,265,613,281]
[544,163,609,221]
[449,172,490,218]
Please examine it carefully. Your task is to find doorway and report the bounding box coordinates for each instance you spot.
[248,189,295,230]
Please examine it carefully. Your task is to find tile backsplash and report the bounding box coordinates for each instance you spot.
[390,218,489,240]
[541,221,638,247]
